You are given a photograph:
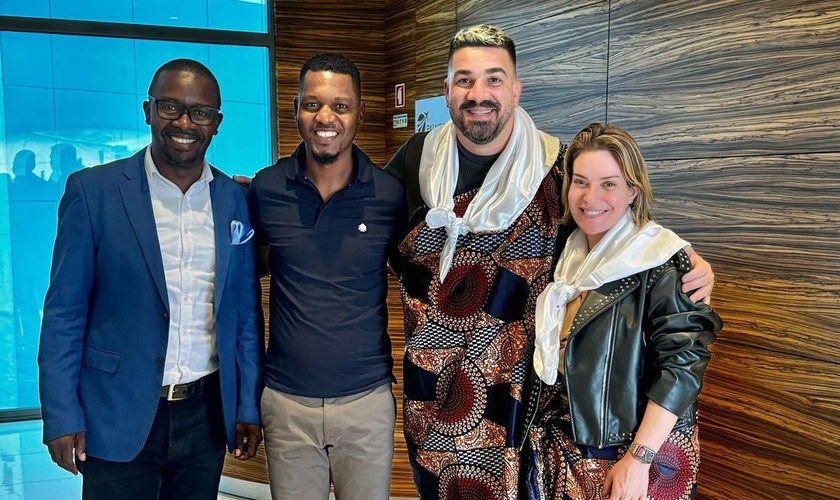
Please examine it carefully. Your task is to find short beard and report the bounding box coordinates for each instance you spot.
[454,119,504,145]
[164,150,200,168]
[313,152,339,165]
[161,127,203,168]
[450,99,506,145]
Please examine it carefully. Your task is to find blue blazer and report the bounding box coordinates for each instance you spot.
[38,148,264,462]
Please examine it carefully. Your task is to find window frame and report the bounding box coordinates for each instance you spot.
[0,4,276,422]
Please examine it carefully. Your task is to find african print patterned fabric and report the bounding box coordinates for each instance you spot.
[399,165,566,500]
[526,381,700,500]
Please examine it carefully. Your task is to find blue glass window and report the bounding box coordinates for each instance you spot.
[0,0,268,33]
[0,25,272,412]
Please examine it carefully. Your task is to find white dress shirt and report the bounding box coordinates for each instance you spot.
[144,147,218,386]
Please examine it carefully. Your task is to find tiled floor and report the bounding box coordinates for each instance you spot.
[0,419,261,500]
[0,420,416,500]
[1,420,80,499]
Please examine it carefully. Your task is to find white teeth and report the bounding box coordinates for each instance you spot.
[171,136,196,144]
[469,109,492,115]
[583,209,605,216]
[316,131,338,138]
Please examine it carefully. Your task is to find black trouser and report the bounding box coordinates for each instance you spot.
[80,373,226,500]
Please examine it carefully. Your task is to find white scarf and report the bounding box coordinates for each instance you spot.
[419,106,560,281]
[533,209,689,385]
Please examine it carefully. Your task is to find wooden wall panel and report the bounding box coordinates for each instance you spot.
[625,17,840,496]
[648,151,840,498]
[414,48,449,100]
[384,0,453,159]
[698,342,840,499]
[227,1,840,499]
[384,3,417,493]
[385,275,416,497]
[386,0,418,159]
[414,0,455,100]
[648,154,840,362]
[607,0,840,160]
[457,0,595,31]
[505,2,609,142]
[274,0,386,164]
[384,1,840,499]
[415,0,457,64]
[384,0,454,160]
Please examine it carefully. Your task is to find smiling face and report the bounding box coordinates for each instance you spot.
[444,46,521,155]
[568,149,639,249]
[144,69,222,173]
[295,70,364,167]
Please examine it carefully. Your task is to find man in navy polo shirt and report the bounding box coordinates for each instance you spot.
[246,53,405,500]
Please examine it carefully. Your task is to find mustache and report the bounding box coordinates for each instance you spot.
[459,100,499,111]
[162,124,203,141]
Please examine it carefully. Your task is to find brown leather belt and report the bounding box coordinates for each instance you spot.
[160,378,203,401]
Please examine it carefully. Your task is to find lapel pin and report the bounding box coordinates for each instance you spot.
[358,223,368,233]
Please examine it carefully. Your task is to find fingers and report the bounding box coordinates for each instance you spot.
[60,445,78,475]
[59,441,76,474]
[688,284,712,305]
[682,271,714,304]
[232,175,253,187]
[235,433,250,459]
[47,435,79,475]
[246,427,263,458]
[681,267,713,289]
[75,432,87,462]
[234,426,244,458]
[602,474,613,498]
[234,424,262,460]
[241,426,261,460]
[682,247,715,304]
[238,437,254,460]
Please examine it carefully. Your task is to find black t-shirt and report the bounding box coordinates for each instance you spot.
[385,132,500,218]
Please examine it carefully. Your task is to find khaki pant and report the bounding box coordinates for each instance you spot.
[261,383,396,500]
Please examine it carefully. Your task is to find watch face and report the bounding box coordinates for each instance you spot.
[631,444,655,464]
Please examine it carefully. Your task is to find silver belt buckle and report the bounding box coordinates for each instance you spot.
[166,384,185,401]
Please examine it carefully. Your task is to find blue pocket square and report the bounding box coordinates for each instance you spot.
[230,220,255,245]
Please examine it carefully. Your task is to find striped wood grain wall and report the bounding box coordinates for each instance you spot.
[605,1,840,498]
[273,0,387,165]
[384,0,840,499]
[225,1,840,498]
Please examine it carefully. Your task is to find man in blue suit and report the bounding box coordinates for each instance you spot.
[38,59,264,500]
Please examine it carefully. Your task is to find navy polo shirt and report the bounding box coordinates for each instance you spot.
[247,143,406,398]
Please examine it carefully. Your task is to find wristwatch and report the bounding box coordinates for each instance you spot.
[628,442,656,464]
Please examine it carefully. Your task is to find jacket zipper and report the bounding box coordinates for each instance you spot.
[519,378,542,452]
[598,306,618,448]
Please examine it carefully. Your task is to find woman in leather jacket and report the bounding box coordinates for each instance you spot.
[525,123,723,500]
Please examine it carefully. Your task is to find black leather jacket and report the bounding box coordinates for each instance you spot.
[524,250,723,448]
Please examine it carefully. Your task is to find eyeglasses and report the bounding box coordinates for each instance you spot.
[148,95,220,126]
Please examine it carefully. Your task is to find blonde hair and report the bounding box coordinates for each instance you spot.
[561,123,653,227]
[448,25,516,69]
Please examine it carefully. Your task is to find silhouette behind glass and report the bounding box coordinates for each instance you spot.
[9,149,57,408]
